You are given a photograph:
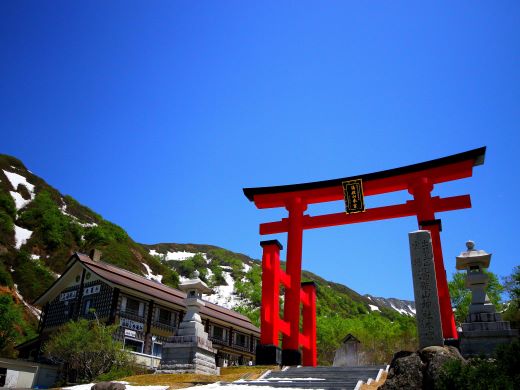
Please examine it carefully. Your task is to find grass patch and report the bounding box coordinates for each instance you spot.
[122,366,278,389]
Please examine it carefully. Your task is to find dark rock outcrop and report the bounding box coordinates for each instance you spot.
[91,382,126,390]
[380,346,465,390]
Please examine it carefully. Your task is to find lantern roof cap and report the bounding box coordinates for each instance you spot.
[178,270,212,294]
[456,240,491,270]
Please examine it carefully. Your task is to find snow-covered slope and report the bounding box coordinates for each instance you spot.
[365,295,416,316]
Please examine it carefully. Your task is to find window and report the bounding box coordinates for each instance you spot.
[212,326,227,341]
[158,308,172,325]
[152,342,162,357]
[124,338,144,353]
[234,332,247,347]
[121,297,144,317]
[84,299,92,315]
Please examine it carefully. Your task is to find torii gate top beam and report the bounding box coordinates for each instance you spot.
[243,147,486,209]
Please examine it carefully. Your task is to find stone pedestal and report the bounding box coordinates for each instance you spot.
[157,272,219,375]
[456,241,519,357]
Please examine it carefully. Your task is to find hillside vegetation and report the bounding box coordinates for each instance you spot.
[0,153,418,363]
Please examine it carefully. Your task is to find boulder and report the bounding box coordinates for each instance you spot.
[380,351,424,390]
[380,346,465,390]
[420,346,465,389]
[91,382,126,390]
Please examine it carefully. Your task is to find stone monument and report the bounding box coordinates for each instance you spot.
[456,240,518,357]
[409,230,444,349]
[157,271,219,375]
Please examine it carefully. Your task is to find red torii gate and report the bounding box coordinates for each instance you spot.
[243,147,486,366]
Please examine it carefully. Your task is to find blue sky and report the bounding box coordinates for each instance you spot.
[1,1,519,300]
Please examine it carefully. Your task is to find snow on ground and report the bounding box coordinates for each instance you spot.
[14,225,32,249]
[149,249,200,261]
[261,378,325,381]
[390,303,411,316]
[9,191,32,210]
[369,304,380,312]
[63,384,168,390]
[14,284,41,319]
[243,263,251,273]
[60,202,98,227]
[3,170,35,211]
[3,170,35,193]
[182,384,315,390]
[204,270,245,309]
[408,305,416,315]
[142,262,163,283]
[30,254,40,260]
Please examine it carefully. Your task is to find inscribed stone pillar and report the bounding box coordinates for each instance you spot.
[409,230,444,348]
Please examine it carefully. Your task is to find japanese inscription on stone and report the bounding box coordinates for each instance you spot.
[342,179,365,214]
[409,230,444,348]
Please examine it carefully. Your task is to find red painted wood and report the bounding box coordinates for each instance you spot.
[301,283,317,366]
[282,197,307,351]
[260,195,471,235]
[260,241,281,345]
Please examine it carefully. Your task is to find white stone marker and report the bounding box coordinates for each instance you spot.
[409,230,444,348]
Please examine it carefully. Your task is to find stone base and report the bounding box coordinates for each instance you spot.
[157,342,218,375]
[459,327,519,357]
[465,311,502,323]
[255,344,282,366]
[281,348,301,366]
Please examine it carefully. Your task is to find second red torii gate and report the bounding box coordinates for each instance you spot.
[244,147,486,366]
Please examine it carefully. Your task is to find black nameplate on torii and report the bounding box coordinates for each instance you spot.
[342,179,366,214]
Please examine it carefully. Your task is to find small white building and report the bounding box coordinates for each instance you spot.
[0,358,58,389]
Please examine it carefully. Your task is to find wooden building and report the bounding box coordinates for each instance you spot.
[21,252,260,368]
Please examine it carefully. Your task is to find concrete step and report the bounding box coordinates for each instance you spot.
[232,366,384,390]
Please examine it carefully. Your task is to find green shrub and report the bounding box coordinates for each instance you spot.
[13,250,55,301]
[18,191,69,249]
[0,260,13,287]
[45,319,135,383]
[436,340,520,390]
[0,191,16,219]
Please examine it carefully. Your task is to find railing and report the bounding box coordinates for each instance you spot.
[209,336,228,346]
[119,309,145,322]
[152,321,177,334]
[232,342,252,353]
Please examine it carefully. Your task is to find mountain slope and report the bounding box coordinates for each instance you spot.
[0,153,417,363]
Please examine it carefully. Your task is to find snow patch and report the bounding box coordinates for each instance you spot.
[142,262,163,283]
[369,304,380,312]
[14,225,32,249]
[60,202,98,227]
[181,384,312,390]
[9,191,31,210]
[3,170,35,193]
[204,270,245,309]
[390,303,410,316]
[407,305,416,314]
[149,249,201,261]
[3,171,35,211]
[243,263,251,273]
[30,254,40,260]
[14,284,41,319]
[63,385,168,390]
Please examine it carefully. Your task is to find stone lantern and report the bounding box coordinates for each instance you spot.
[456,240,495,320]
[157,270,218,375]
[456,241,518,357]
